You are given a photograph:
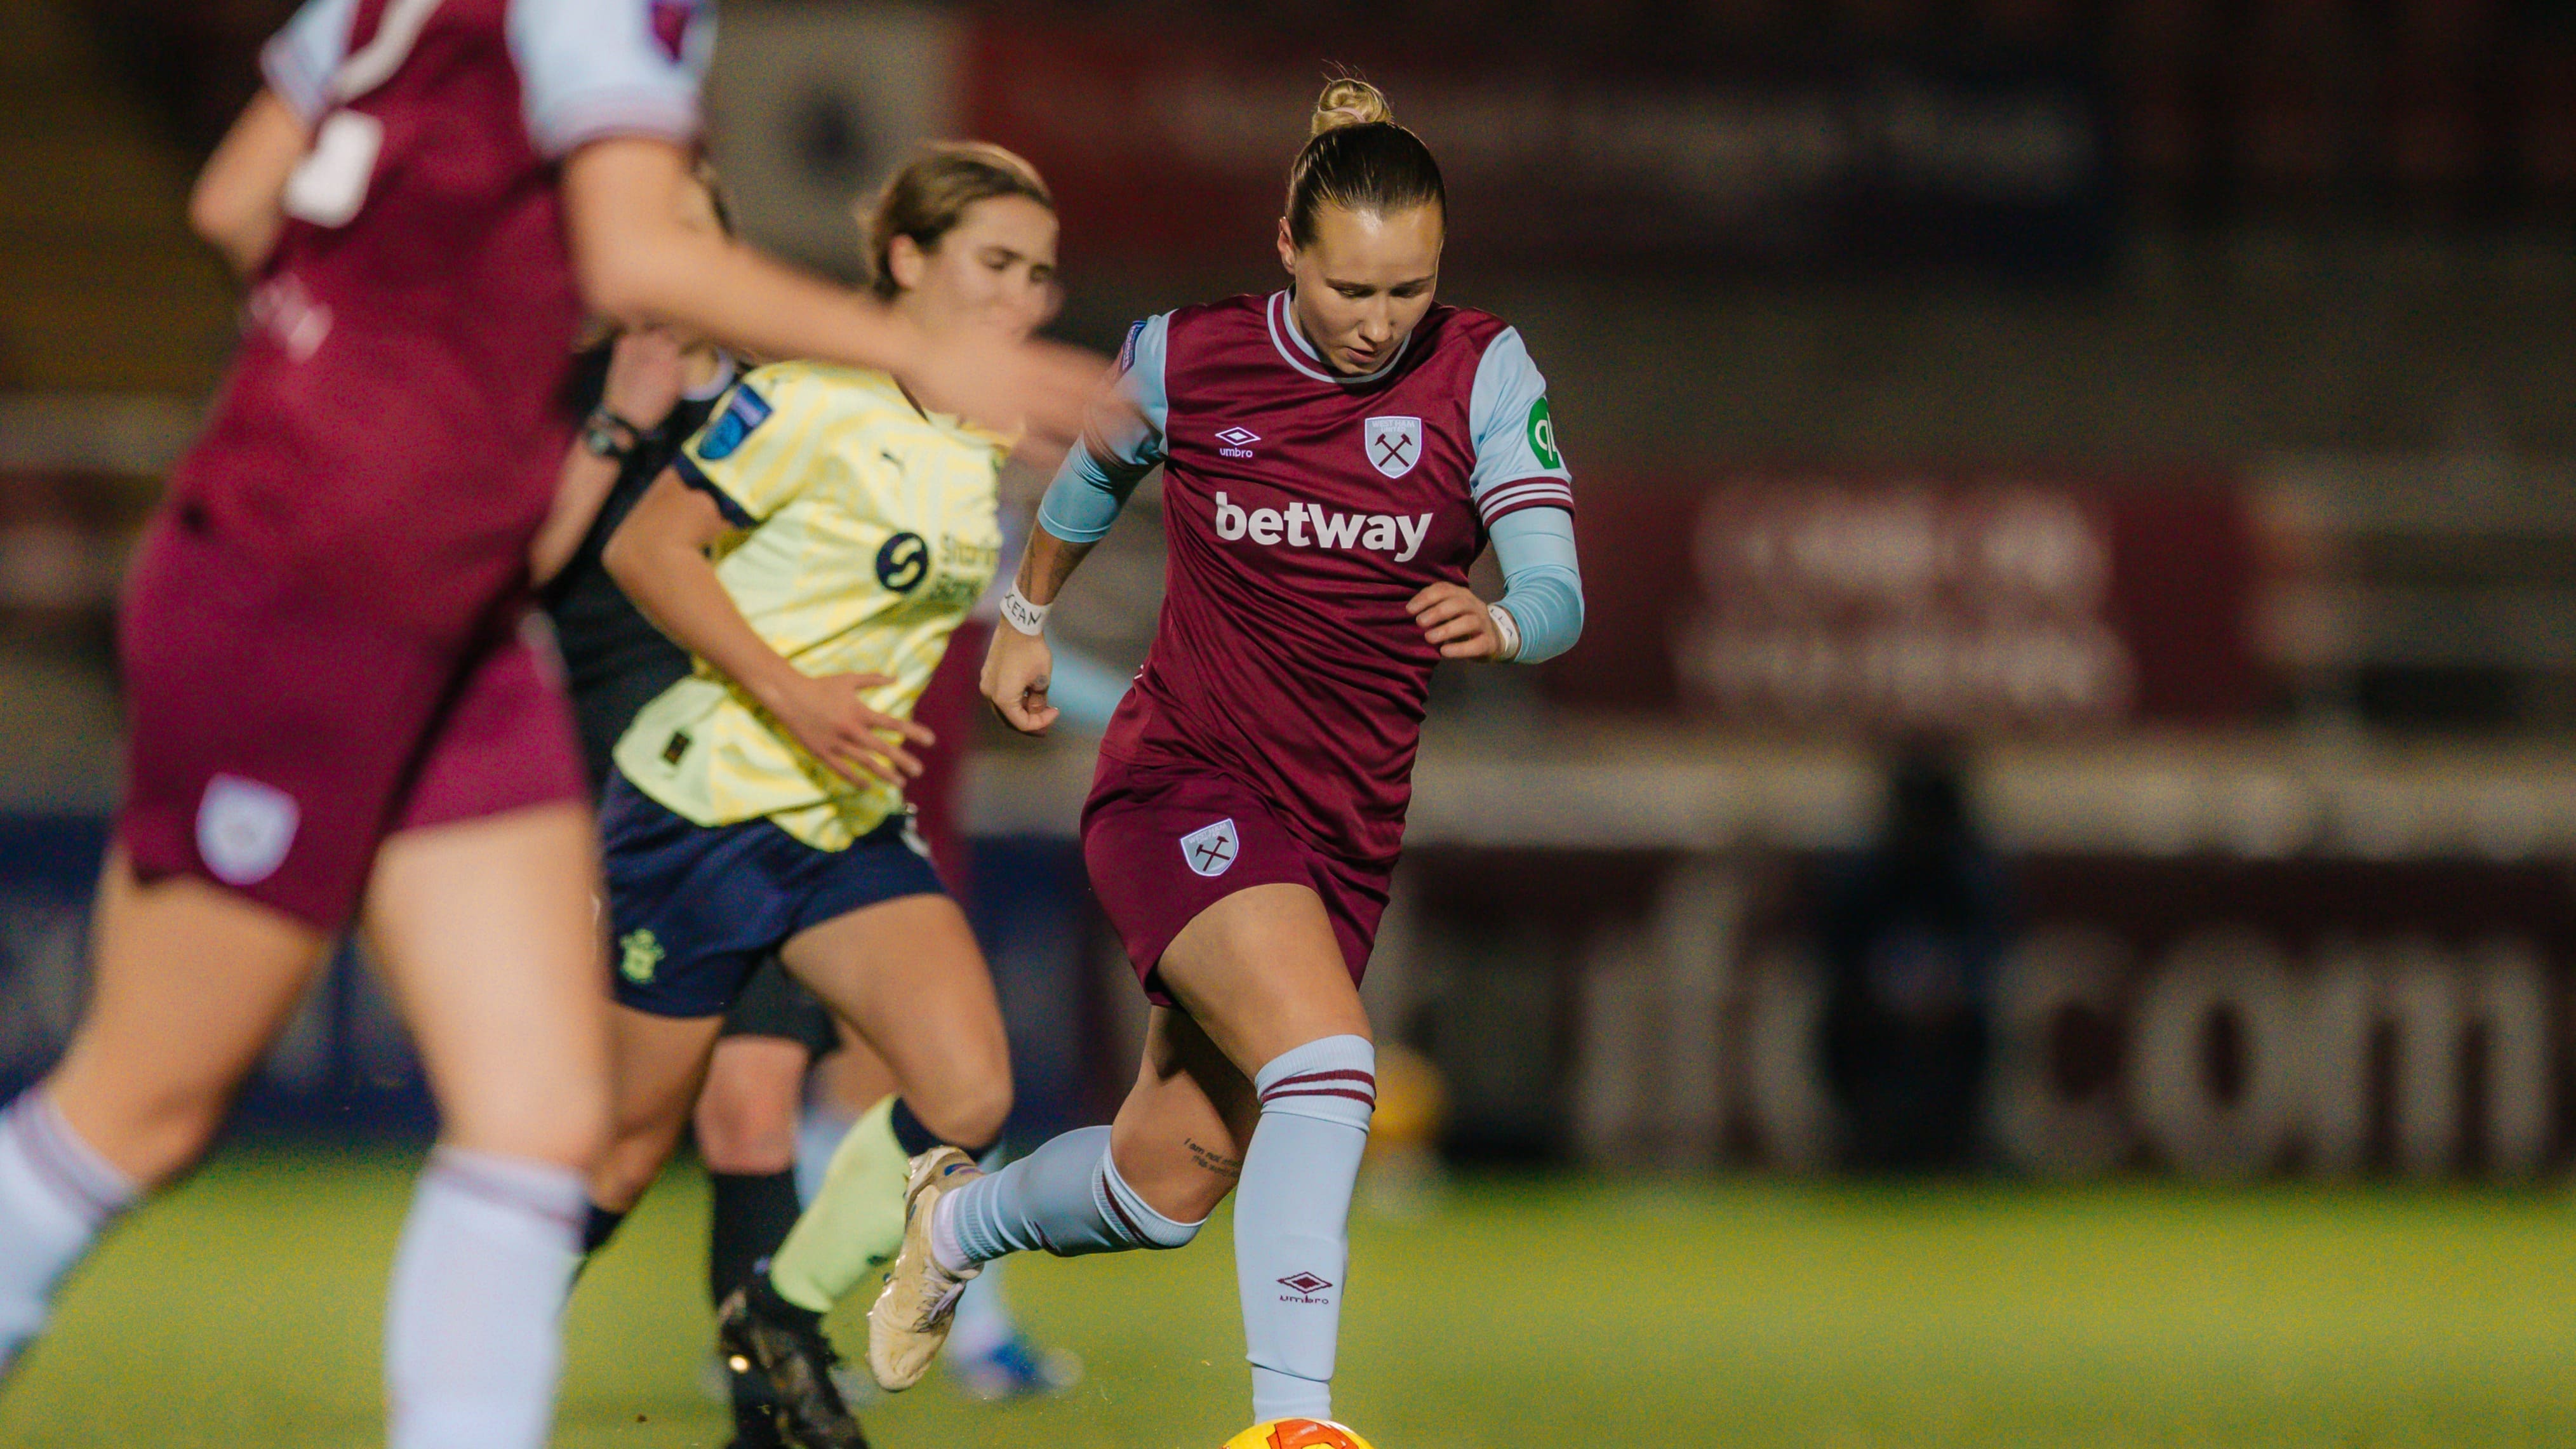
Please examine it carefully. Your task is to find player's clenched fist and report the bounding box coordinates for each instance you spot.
[1408,581,1512,661]
[759,669,933,784]
[982,624,1060,735]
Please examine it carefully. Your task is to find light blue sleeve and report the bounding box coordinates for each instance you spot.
[1490,507,1584,664]
[260,0,359,122]
[507,0,706,157]
[1467,327,1574,524]
[1036,312,1171,544]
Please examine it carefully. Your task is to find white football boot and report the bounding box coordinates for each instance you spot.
[865,1147,981,1391]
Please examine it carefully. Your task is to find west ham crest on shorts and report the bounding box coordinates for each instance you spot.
[1178,817,1240,878]
[196,773,299,886]
[1365,416,1422,479]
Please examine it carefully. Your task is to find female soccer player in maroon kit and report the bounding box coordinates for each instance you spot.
[869,79,1586,1445]
[0,2,1098,1445]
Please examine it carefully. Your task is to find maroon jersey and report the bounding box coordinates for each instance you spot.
[168,0,704,644]
[1062,291,1575,870]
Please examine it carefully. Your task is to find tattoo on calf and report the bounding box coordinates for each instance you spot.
[1183,1137,1243,1177]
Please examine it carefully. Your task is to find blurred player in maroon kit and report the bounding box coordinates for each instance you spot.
[0,1,1101,1444]
[867,79,1586,1444]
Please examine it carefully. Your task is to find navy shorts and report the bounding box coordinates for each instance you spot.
[601,773,946,1018]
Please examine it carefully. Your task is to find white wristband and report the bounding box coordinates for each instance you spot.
[1486,602,1522,661]
[999,584,1051,636]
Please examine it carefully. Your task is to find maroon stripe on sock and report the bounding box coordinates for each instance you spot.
[1095,1166,1151,1248]
[1260,1086,1378,1108]
[1265,1069,1375,1090]
[424,1156,584,1234]
[7,1100,124,1224]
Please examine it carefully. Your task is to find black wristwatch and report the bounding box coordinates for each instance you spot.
[582,408,644,461]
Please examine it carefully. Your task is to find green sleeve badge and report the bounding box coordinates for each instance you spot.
[1526,396,1561,470]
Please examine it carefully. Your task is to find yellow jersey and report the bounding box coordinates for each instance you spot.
[613,361,1008,850]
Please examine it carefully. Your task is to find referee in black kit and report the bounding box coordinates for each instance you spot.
[529,170,836,1449]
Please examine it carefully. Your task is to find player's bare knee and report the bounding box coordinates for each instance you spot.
[693,1092,797,1175]
[916,1075,1013,1152]
[449,1086,611,1175]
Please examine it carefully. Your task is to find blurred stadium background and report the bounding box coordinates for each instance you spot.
[10,0,2576,1443]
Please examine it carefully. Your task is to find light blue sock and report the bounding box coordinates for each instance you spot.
[0,1090,135,1375]
[1237,1035,1376,1424]
[941,1125,1199,1265]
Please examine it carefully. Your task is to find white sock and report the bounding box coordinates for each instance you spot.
[0,1090,137,1373]
[385,1145,587,1449]
[1237,1036,1376,1424]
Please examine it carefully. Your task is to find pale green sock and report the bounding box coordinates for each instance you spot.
[767,1095,910,1313]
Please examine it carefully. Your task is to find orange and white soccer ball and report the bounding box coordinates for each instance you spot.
[1222,1420,1377,1449]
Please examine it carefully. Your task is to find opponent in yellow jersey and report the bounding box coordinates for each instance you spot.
[577,144,1064,1448]
[615,359,1008,849]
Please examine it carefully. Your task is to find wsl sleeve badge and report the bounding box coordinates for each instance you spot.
[697,384,774,460]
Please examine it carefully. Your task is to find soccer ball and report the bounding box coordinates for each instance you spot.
[1222,1420,1377,1449]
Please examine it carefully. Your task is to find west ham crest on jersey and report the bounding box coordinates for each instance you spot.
[1178,817,1240,878]
[1365,416,1422,479]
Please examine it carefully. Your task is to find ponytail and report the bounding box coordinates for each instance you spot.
[1285,77,1445,248]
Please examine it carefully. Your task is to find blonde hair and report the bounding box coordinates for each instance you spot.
[1286,77,1443,248]
[857,142,1054,300]
[1311,77,1395,135]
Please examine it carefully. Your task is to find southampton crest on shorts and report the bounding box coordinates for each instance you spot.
[1365,415,1422,479]
[1179,818,1240,878]
[196,773,299,886]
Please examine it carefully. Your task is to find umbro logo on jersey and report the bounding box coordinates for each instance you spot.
[1212,492,1432,563]
[1216,426,1260,458]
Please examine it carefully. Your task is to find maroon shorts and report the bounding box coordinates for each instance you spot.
[115,506,585,931]
[1081,753,1390,1006]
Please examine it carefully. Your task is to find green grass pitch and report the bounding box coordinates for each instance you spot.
[3,1146,2573,1447]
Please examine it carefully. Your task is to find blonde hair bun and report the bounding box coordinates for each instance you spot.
[1310,77,1394,137]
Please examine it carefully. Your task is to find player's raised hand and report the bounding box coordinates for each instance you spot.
[911,330,1121,467]
[982,624,1060,735]
[765,670,935,784]
[1408,582,1507,661]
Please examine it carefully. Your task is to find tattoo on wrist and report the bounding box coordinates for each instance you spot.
[1183,1138,1242,1177]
